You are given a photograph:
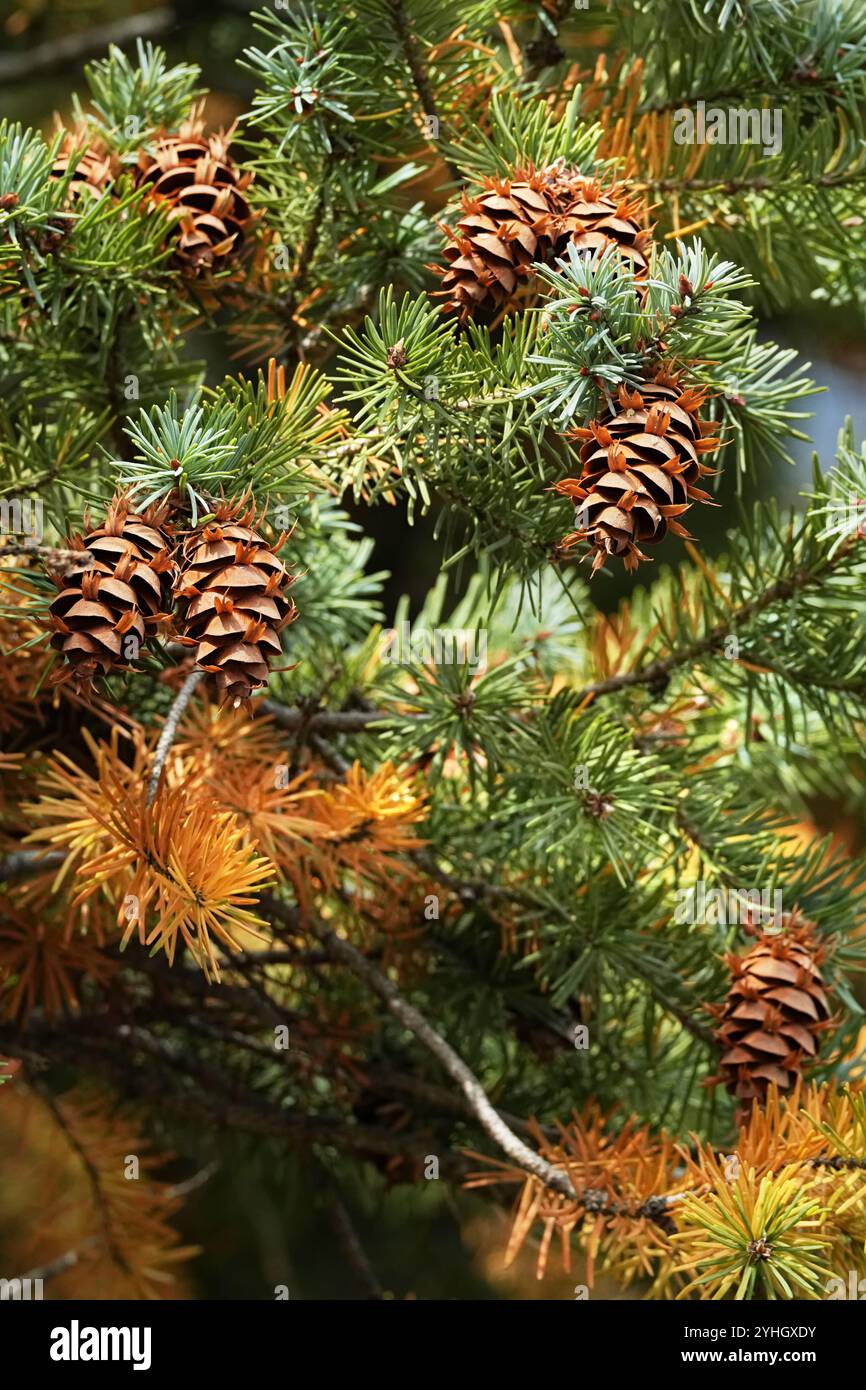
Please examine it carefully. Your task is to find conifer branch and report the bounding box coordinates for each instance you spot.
[4,5,866,1302]
[2,1023,464,1170]
[310,920,578,1199]
[573,549,851,706]
[263,151,338,340]
[30,1082,132,1277]
[3,1161,216,1293]
[105,309,134,458]
[308,731,351,775]
[386,0,461,182]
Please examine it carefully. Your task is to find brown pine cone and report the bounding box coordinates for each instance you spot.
[173,500,297,706]
[555,372,721,574]
[50,140,116,204]
[48,496,176,694]
[707,918,833,1112]
[431,162,651,323]
[135,127,257,274]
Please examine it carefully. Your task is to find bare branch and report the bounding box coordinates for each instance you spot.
[260,699,391,734]
[147,667,204,806]
[320,1168,386,1300]
[0,849,65,880]
[311,920,578,1200]
[0,545,88,574]
[1,1239,99,1294]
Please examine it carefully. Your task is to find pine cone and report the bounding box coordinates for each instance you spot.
[51,140,116,204]
[708,920,833,1111]
[135,128,257,274]
[48,496,176,693]
[173,501,296,705]
[432,163,651,323]
[555,373,721,575]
